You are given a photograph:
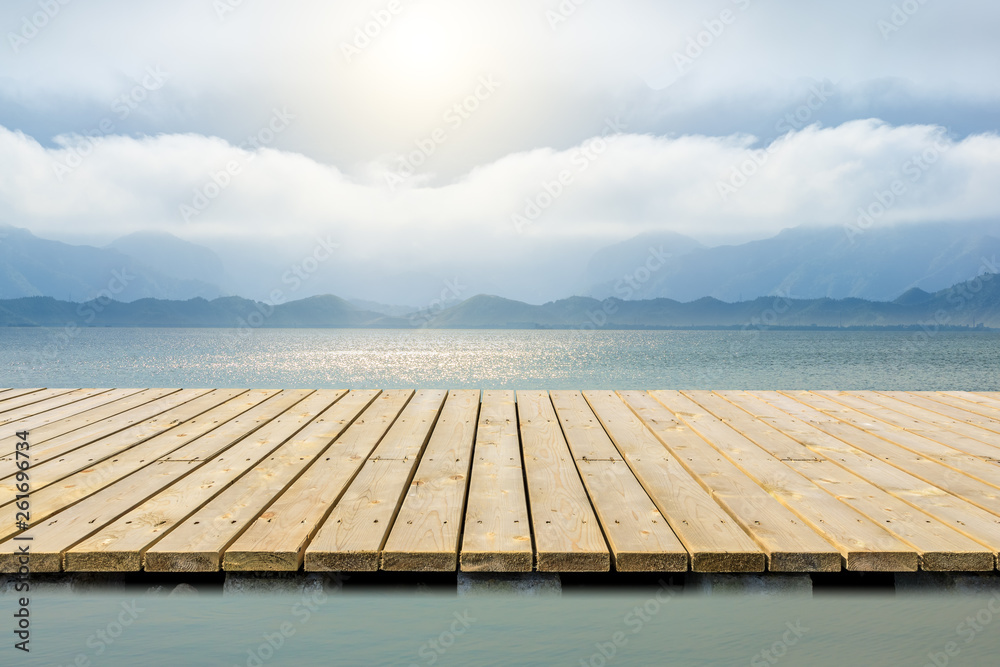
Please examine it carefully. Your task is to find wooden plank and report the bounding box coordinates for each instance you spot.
[885,392,1000,433]
[752,391,1000,517]
[0,389,228,493]
[0,389,268,542]
[459,390,532,572]
[0,388,118,424]
[146,390,409,572]
[723,390,1000,566]
[0,388,218,470]
[585,391,764,573]
[549,391,623,461]
[0,388,99,422]
[870,391,1000,449]
[783,391,1000,490]
[816,391,1000,460]
[928,392,1000,421]
[553,391,687,572]
[514,391,609,572]
[0,388,150,444]
[144,389,381,572]
[0,389,189,456]
[63,389,341,572]
[283,390,445,572]
[0,388,46,404]
[5,390,338,573]
[0,387,71,414]
[380,390,481,572]
[220,390,408,571]
[940,391,1000,416]
[690,391,992,571]
[661,391,918,572]
[0,388,180,454]
[619,390,838,572]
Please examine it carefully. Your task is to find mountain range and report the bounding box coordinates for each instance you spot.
[1,221,997,307]
[2,270,998,329]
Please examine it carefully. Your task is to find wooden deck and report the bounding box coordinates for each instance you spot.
[2,387,1000,574]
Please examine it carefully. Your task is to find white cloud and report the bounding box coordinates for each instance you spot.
[3,119,998,257]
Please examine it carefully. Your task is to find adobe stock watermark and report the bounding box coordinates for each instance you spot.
[408,610,476,666]
[7,0,74,54]
[231,575,348,667]
[214,0,249,22]
[578,578,678,666]
[408,278,467,328]
[750,620,809,666]
[577,245,673,330]
[385,75,501,191]
[922,592,1000,667]
[179,108,295,222]
[730,290,794,355]
[546,0,590,31]
[512,115,627,234]
[844,135,950,244]
[54,597,149,667]
[717,79,835,201]
[878,0,932,40]
[900,256,998,354]
[221,234,340,345]
[53,66,170,181]
[27,268,135,369]
[340,0,414,63]
[672,0,754,79]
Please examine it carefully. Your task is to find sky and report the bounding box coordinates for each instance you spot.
[1,0,999,303]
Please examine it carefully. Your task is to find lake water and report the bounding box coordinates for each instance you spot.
[3,328,999,390]
[4,327,1000,665]
[21,587,1000,666]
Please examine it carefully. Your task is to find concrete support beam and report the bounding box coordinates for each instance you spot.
[895,572,1000,595]
[686,573,813,596]
[457,572,562,597]
[223,571,346,595]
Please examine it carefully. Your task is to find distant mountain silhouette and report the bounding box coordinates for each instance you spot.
[2,273,997,329]
[0,225,224,301]
[108,231,229,289]
[583,222,1000,302]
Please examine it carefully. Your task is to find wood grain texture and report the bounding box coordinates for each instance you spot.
[302,390,447,572]
[0,390,256,545]
[0,388,151,446]
[0,388,182,455]
[753,391,1000,519]
[621,391,845,572]
[222,390,407,571]
[552,391,687,572]
[516,391,609,572]
[0,388,83,421]
[588,391,767,573]
[381,390,480,572]
[721,391,1000,565]
[668,391,917,572]
[780,391,1000,493]
[142,390,373,572]
[62,390,320,572]
[0,388,219,470]
[459,390,532,572]
[18,387,997,575]
[694,391,993,571]
[5,391,335,573]
[816,391,1000,460]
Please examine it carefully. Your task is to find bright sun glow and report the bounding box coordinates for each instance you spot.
[364,14,473,96]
